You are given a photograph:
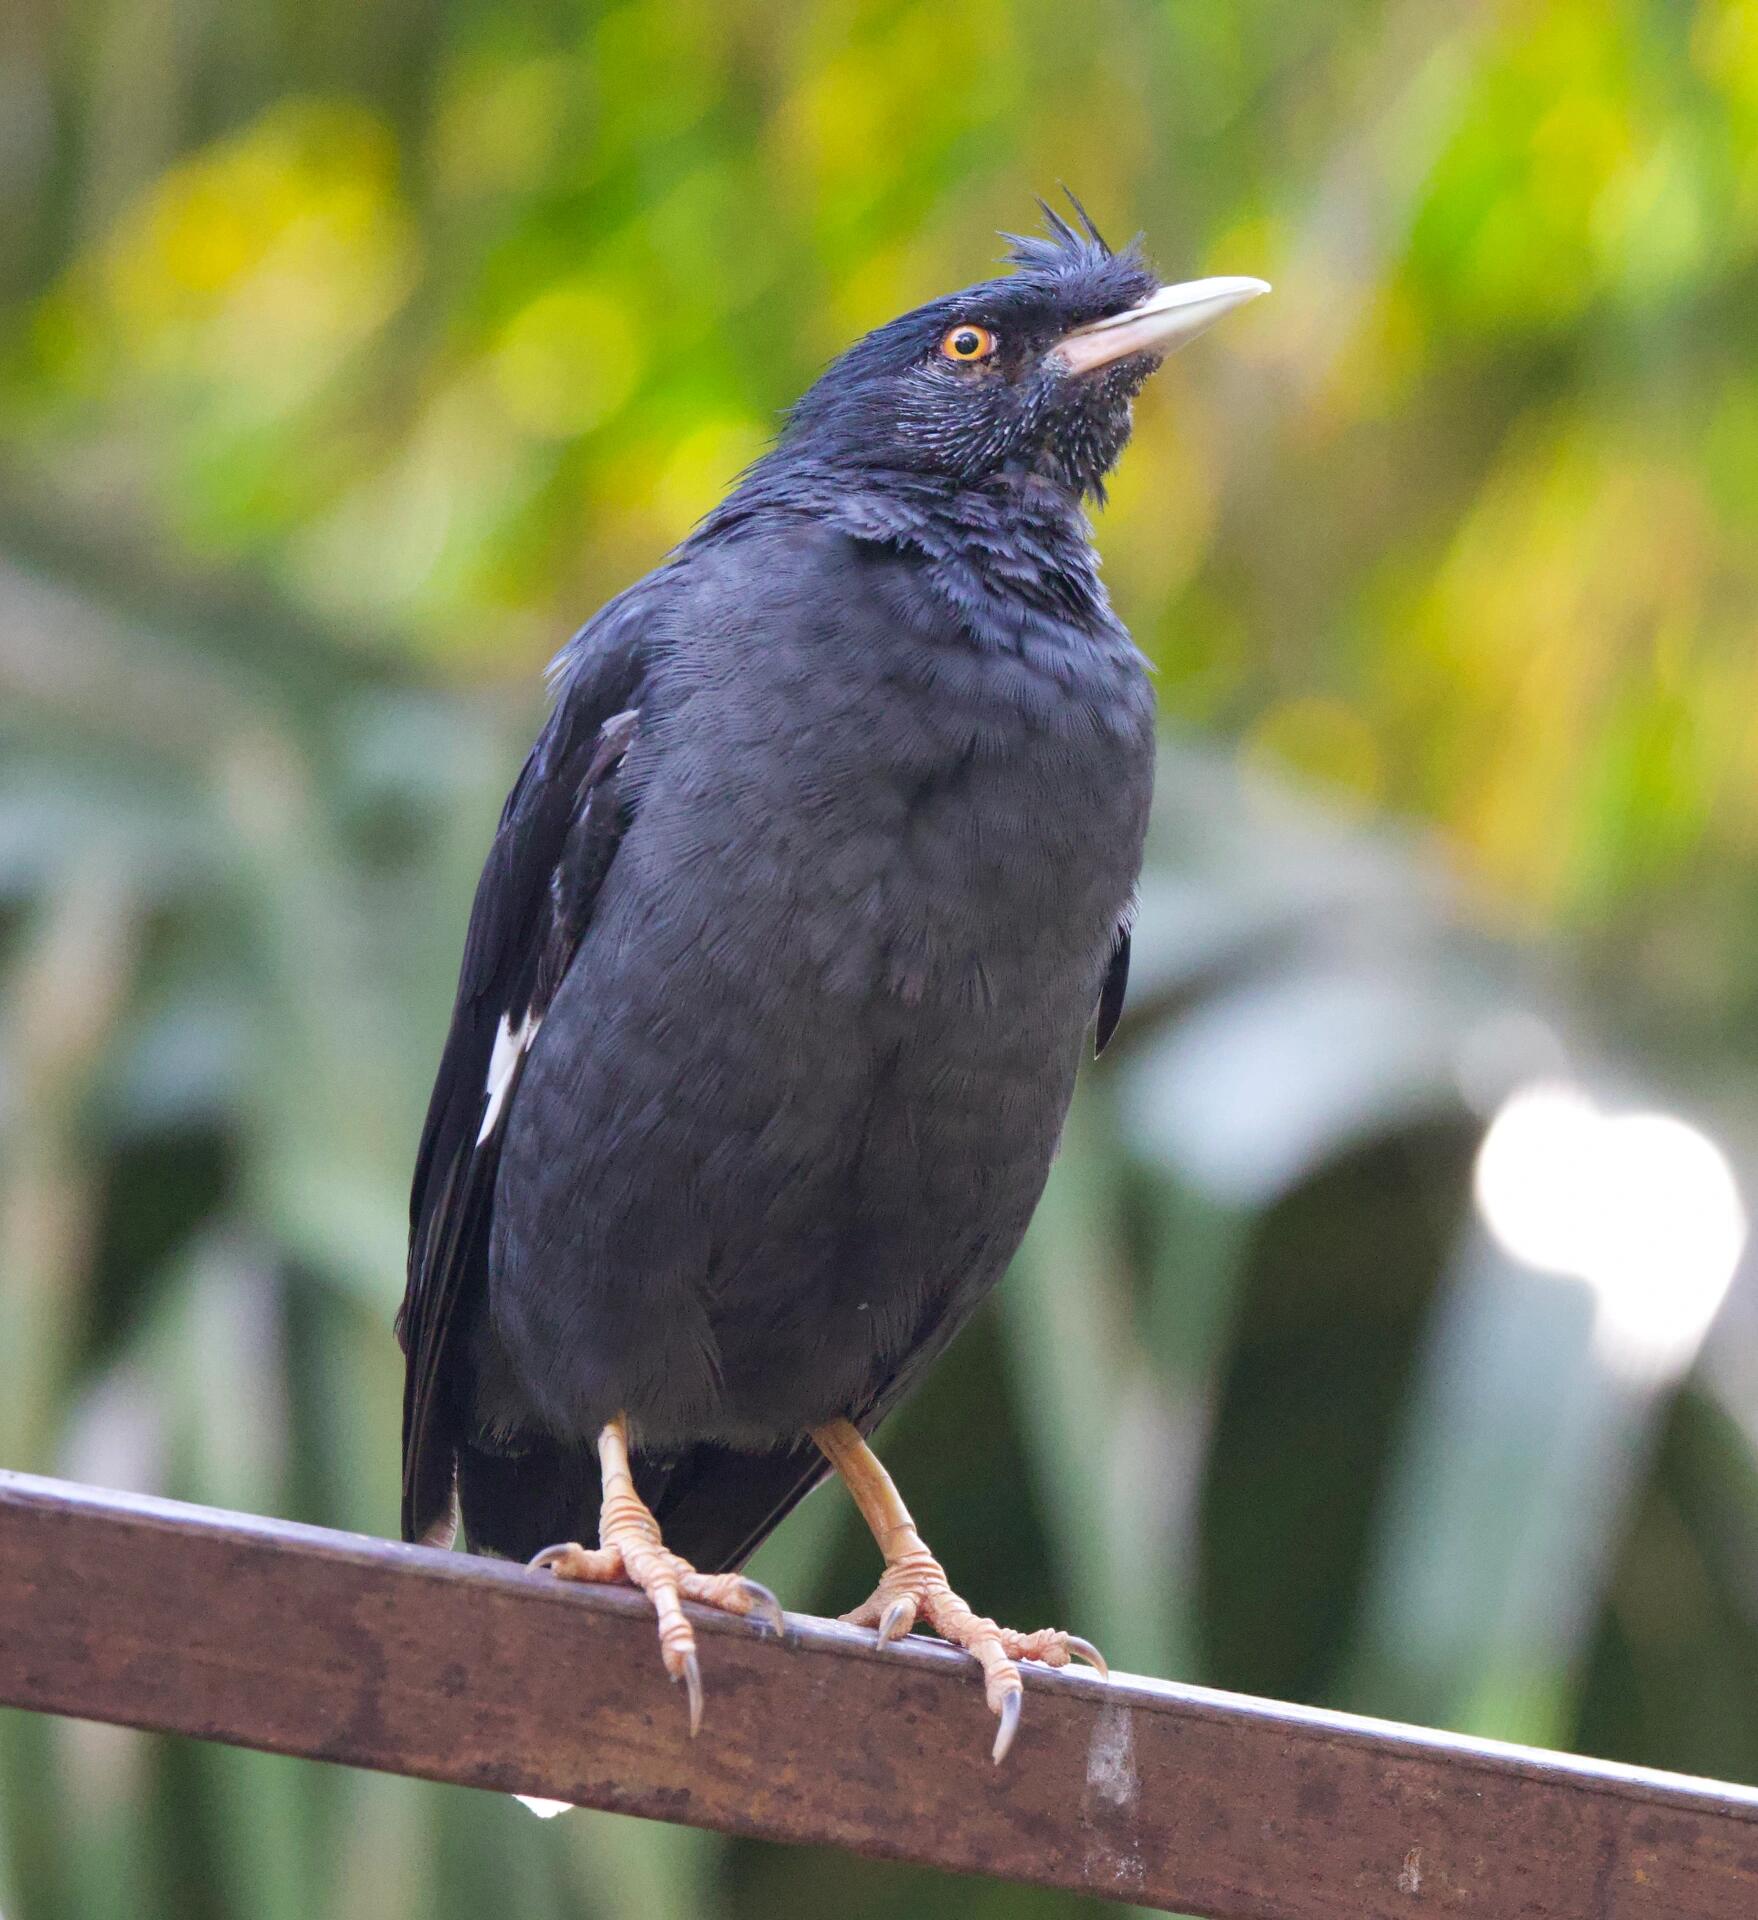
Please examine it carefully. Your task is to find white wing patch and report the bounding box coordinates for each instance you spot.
[477,1008,541,1144]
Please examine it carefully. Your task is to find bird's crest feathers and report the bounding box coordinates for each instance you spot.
[1003,189,1145,283]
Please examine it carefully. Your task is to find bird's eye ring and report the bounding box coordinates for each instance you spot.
[939,324,997,363]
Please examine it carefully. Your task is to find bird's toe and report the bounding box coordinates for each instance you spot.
[529,1539,623,1582]
[987,1623,1111,1678]
[843,1551,1103,1762]
[676,1566,785,1636]
[530,1495,786,1738]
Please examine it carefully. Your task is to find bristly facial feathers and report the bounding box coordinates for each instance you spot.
[764,195,1160,505]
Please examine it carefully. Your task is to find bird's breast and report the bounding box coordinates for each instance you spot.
[489,559,1155,1447]
[643,617,1151,1033]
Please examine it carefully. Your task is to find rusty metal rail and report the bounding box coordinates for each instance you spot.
[2,1469,1756,1917]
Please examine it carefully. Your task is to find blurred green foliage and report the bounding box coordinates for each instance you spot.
[3,2,1758,1916]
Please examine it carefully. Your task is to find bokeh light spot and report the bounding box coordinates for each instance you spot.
[1475,1082,1747,1381]
[491,280,645,439]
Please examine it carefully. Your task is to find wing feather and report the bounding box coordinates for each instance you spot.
[1095,927,1130,1056]
[399,611,646,1546]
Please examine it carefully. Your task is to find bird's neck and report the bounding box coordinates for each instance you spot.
[704,457,1118,643]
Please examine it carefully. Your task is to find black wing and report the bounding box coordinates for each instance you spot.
[398,606,647,1547]
[1095,927,1130,1056]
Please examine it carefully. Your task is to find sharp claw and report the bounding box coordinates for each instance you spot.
[740,1578,785,1636]
[992,1687,1022,1765]
[878,1597,913,1645]
[679,1649,703,1737]
[1065,1634,1109,1679]
[527,1542,573,1572]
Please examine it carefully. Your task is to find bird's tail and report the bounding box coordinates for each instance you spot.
[456,1433,602,1563]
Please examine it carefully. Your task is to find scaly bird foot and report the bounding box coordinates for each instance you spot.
[529,1416,783,1734]
[842,1546,1107,1763]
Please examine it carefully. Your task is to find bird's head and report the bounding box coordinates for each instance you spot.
[777,199,1268,504]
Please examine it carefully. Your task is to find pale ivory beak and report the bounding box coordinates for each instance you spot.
[1050,275,1271,375]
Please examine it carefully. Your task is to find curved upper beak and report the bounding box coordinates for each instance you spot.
[1050,275,1271,376]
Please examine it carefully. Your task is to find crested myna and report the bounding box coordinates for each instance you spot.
[400,201,1267,1760]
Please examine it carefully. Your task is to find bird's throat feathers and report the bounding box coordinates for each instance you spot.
[699,456,1119,647]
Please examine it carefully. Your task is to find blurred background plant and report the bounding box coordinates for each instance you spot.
[3,0,1758,1914]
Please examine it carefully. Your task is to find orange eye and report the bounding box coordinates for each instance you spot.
[939,323,997,363]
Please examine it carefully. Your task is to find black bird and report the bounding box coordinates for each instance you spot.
[400,203,1266,1760]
